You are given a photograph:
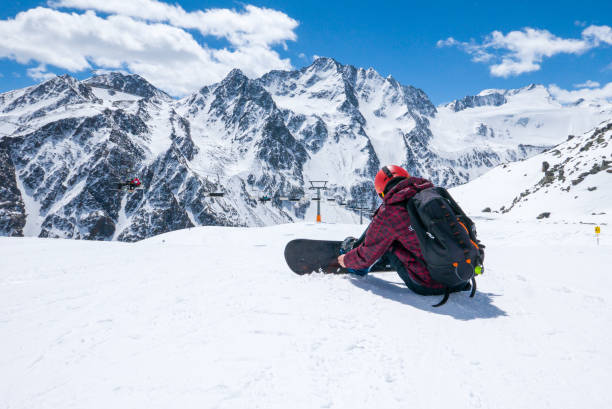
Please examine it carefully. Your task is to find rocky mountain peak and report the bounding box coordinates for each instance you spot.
[2,74,99,115]
[507,83,551,98]
[447,92,507,112]
[84,72,170,100]
[211,68,276,115]
[309,56,341,72]
[218,68,249,89]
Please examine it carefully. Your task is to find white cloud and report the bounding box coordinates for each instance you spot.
[50,0,298,47]
[0,2,299,96]
[582,25,612,45]
[436,37,493,62]
[27,64,57,81]
[436,38,456,48]
[574,80,600,89]
[549,82,612,103]
[438,25,612,77]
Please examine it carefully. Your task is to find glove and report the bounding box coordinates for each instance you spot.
[339,236,357,255]
[339,237,369,276]
[346,267,369,276]
[340,236,370,277]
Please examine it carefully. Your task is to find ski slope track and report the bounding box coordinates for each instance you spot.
[1,58,611,241]
[1,218,611,409]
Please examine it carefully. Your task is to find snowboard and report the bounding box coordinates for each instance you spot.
[284,239,395,275]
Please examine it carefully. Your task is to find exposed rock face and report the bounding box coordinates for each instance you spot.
[1,62,609,241]
[0,138,26,236]
[448,92,507,112]
[502,120,612,214]
[83,72,170,100]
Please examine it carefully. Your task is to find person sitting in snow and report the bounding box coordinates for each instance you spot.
[337,165,470,296]
[117,177,141,191]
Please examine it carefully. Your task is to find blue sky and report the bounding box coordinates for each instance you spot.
[0,0,610,104]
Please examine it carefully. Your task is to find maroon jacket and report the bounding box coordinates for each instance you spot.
[343,177,444,290]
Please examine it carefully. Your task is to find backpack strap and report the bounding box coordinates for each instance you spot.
[432,277,476,307]
[432,288,450,307]
[437,187,486,265]
[405,196,428,240]
[436,188,468,217]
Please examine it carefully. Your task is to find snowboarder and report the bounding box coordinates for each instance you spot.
[337,165,471,296]
[117,177,141,191]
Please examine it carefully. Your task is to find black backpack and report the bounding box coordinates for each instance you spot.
[405,186,485,307]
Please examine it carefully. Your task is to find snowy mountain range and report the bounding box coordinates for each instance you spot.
[1,57,611,241]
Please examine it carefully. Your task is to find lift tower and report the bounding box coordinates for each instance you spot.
[309,181,328,223]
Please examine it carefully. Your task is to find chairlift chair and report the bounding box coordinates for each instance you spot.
[245,185,269,203]
[278,191,302,201]
[112,150,143,192]
[278,192,303,202]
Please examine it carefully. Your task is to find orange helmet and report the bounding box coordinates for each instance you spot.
[374,165,409,197]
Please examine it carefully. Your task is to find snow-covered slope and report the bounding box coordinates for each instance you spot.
[451,119,612,224]
[1,220,610,409]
